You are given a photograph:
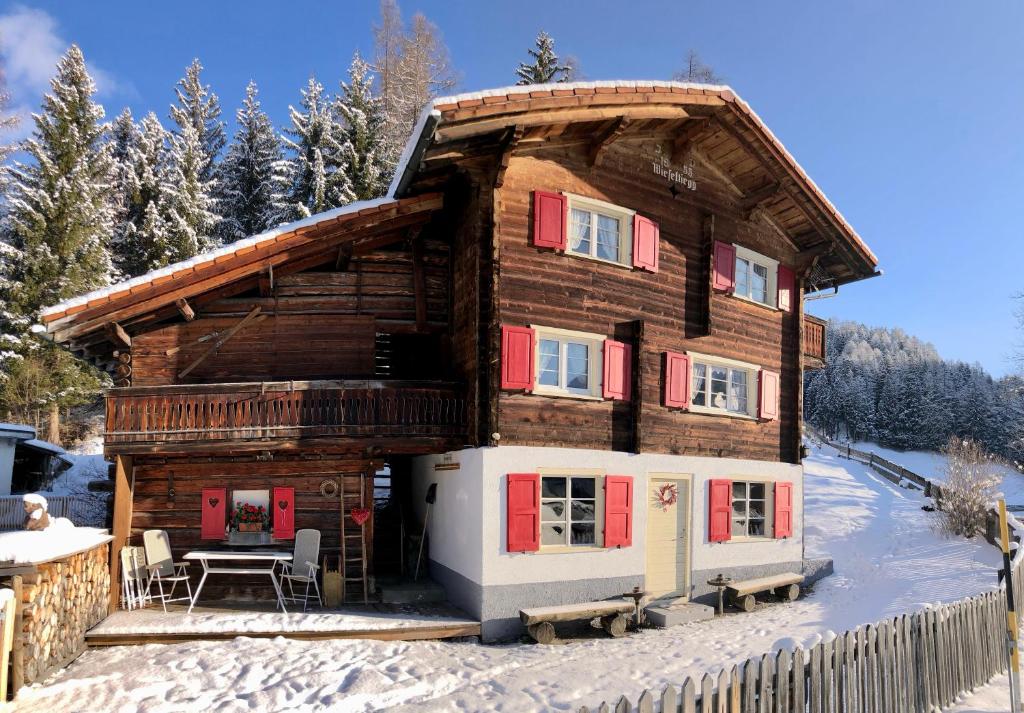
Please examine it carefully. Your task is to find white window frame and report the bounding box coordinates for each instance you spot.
[565,193,635,268]
[688,351,758,419]
[733,244,779,309]
[538,470,606,552]
[531,325,604,400]
[730,479,774,540]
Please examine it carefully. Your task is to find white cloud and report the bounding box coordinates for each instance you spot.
[0,4,129,142]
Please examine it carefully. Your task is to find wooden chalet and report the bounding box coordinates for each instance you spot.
[42,81,876,641]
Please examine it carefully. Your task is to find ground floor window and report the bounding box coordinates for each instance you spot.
[731,481,769,537]
[541,475,600,547]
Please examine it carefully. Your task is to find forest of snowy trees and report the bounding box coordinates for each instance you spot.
[804,320,1024,464]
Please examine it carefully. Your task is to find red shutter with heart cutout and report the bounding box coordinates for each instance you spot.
[532,191,567,250]
[712,241,736,293]
[632,215,659,272]
[663,351,691,409]
[777,265,795,312]
[602,339,631,401]
[201,487,227,540]
[774,481,793,538]
[273,486,295,540]
[604,475,633,548]
[708,479,732,543]
[507,473,540,552]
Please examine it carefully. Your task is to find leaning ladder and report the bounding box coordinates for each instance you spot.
[340,471,370,604]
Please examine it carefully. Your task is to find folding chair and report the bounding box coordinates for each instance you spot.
[143,529,193,612]
[279,529,323,611]
[120,545,150,610]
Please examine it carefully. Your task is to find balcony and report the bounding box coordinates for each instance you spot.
[103,380,468,455]
[803,315,827,368]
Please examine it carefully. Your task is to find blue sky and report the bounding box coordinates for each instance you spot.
[2,1,1022,375]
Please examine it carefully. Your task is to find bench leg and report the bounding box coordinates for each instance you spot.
[774,584,800,602]
[734,594,756,613]
[528,621,556,645]
[601,613,628,638]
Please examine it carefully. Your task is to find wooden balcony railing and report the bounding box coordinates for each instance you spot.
[104,380,467,451]
[803,315,827,363]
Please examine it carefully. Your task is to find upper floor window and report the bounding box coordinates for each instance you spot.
[534,326,603,399]
[733,245,779,308]
[566,195,634,267]
[689,353,757,418]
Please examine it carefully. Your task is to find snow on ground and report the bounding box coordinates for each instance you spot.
[11,447,1006,712]
[948,672,1021,712]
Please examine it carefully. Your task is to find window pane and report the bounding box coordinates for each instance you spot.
[571,478,595,499]
[571,500,595,521]
[749,483,765,500]
[710,369,728,409]
[748,501,765,519]
[542,524,566,546]
[732,482,746,499]
[541,477,566,499]
[596,214,620,262]
[570,523,596,545]
[569,209,591,254]
[732,499,746,516]
[728,370,748,413]
[538,340,560,386]
[692,363,706,406]
[735,258,750,297]
[748,518,766,537]
[751,263,768,303]
[541,500,565,521]
[732,518,747,536]
[566,342,589,390]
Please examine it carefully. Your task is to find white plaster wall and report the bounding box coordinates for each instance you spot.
[0,438,16,495]
[414,446,804,589]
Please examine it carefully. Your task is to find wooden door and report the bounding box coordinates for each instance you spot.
[645,476,690,600]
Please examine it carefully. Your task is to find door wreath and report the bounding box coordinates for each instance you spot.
[655,483,678,511]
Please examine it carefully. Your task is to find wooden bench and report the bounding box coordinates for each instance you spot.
[519,600,634,644]
[726,573,803,613]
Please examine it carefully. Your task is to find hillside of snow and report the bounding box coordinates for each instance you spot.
[10,446,1005,712]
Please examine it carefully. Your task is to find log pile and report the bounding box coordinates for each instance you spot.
[16,542,110,684]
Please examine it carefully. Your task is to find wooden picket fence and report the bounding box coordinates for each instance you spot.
[580,575,1021,712]
[805,430,941,500]
[0,495,83,530]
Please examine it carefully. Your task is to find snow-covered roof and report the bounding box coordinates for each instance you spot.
[0,422,35,442]
[21,438,66,456]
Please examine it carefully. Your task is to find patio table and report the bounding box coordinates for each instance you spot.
[183,550,293,614]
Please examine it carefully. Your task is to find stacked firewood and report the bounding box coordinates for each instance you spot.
[18,543,110,683]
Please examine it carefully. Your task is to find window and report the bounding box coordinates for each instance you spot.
[541,475,600,547]
[533,326,603,398]
[566,195,634,266]
[733,245,778,308]
[690,354,755,417]
[732,481,770,537]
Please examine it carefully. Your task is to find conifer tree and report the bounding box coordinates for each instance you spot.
[335,53,392,201]
[110,110,174,276]
[170,59,226,183]
[282,77,350,218]
[216,82,288,241]
[515,31,573,85]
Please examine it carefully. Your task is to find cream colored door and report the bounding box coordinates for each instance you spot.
[645,476,690,600]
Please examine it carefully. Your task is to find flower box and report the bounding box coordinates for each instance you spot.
[237,523,263,533]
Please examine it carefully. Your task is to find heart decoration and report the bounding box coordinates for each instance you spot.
[351,508,371,526]
[208,497,219,508]
[278,500,288,511]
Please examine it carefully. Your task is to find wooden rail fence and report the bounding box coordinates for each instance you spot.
[581,558,1023,712]
[0,495,86,530]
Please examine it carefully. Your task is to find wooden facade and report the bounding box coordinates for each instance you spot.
[40,84,876,609]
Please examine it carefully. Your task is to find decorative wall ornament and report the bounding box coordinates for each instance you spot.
[319,479,339,498]
[655,482,679,511]
[351,507,371,526]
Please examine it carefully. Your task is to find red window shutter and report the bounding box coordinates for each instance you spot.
[777,265,795,312]
[273,486,295,540]
[602,339,631,401]
[712,241,736,293]
[774,481,793,538]
[604,475,633,548]
[200,487,227,540]
[663,351,691,409]
[507,473,540,552]
[759,369,780,421]
[501,325,535,391]
[532,191,567,250]
[632,215,659,272]
[708,479,732,543]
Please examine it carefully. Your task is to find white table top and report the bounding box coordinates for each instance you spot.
[184,550,293,561]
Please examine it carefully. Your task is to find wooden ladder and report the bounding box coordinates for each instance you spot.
[340,471,370,604]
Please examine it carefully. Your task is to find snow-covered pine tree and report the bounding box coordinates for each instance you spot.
[165,59,224,253]
[335,52,393,201]
[515,31,572,85]
[110,110,174,276]
[282,76,350,219]
[216,81,289,242]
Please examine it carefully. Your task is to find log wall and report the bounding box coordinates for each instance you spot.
[496,145,801,463]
